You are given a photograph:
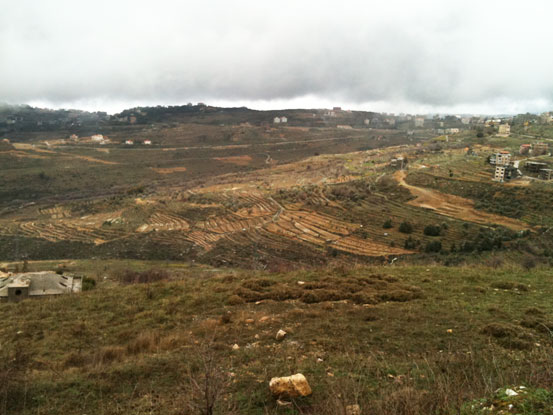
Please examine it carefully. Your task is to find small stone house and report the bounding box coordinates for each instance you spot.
[0,272,82,303]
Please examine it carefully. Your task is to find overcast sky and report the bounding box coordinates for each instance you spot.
[1,0,553,114]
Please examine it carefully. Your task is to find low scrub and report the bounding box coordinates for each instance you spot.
[117,268,169,284]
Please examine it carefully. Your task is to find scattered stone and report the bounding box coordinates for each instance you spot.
[297,281,305,285]
[254,334,260,340]
[505,388,518,396]
[232,344,240,351]
[269,373,312,398]
[276,399,292,407]
[447,329,453,333]
[259,316,270,322]
[346,404,361,415]
[245,318,255,324]
[276,329,287,341]
[317,357,323,363]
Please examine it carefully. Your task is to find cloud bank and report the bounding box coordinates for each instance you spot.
[1,0,553,113]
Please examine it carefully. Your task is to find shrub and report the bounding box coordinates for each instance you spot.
[423,225,441,236]
[404,236,418,250]
[226,295,245,305]
[425,241,442,253]
[383,219,393,229]
[398,221,413,234]
[82,276,96,291]
[118,269,169,284]
[522,255,537,270]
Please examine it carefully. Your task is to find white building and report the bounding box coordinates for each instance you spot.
[273,117,281,124]
[143,140,152,145]
[497,124,511,137]
[493,151,511,166]
[494,166,507,182]
[91,134,104,142]
[125,140,134,145]
[414,117,425,128]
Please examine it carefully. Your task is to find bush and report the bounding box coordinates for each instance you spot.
[423,224,441,236]
[383,219,393,229]
[118,269,169,284]
[399,222,413,234]
[404,236,418,250]
[424,241,442,253]
[82,276,96,291]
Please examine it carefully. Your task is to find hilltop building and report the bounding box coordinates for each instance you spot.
[540,169,553,181]
[525,161,548,173]
[414,117,425,128]
[490,151,511,166]
[493,165,516,182]
[533,142,549,155]
[519,144,532,155]
[0,272,82,303]
[273,116,287,124]
[497,124,511,137]
[91,134,104,142]
[143,140,152,145]
[125,140,134,145]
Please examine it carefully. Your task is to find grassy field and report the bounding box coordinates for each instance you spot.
[2,260,553,414]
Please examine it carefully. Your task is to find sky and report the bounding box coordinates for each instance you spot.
[1,0,553,115]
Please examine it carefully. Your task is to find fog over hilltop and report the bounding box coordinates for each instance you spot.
[1,0,552,114]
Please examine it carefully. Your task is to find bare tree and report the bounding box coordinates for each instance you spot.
[183,338,233,415]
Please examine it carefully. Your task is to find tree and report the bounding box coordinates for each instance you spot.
[425,241,442,253]
[399,222,413,234]
[423,225,441,236]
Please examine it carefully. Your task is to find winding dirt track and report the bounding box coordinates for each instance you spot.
[394,170,531,231]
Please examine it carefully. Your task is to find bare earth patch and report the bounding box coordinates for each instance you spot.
[394,170,531,231]
[150,167,187,174]
[213,155,253,166]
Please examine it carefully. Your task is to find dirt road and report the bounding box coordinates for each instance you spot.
[394,170,531,231]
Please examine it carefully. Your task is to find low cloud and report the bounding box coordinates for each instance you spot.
[2,0,553,113]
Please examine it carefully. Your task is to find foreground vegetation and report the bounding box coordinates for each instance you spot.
[2,260,553,414]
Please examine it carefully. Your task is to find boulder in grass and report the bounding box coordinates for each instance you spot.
[269,373,312,398]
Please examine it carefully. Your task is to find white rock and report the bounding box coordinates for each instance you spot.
[269,373,312,398]
[505,388,518,396]
[346,404,361,415]
[276,329,287,341]
[232,344,240,351]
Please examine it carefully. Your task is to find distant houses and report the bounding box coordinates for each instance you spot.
[125,140,134,145]
[143,140,152,145]
[336,125,353,130]
[524,161,552,180]
[519,144,532,155]
[414,117,425,128]
[493,165,518,182]
[490,150,511,166]
[497,124,511,137]
[273,116,288,124]
[533,142,549,156]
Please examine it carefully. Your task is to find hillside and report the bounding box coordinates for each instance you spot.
[2,105,553,414]
[2,260,553,414]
